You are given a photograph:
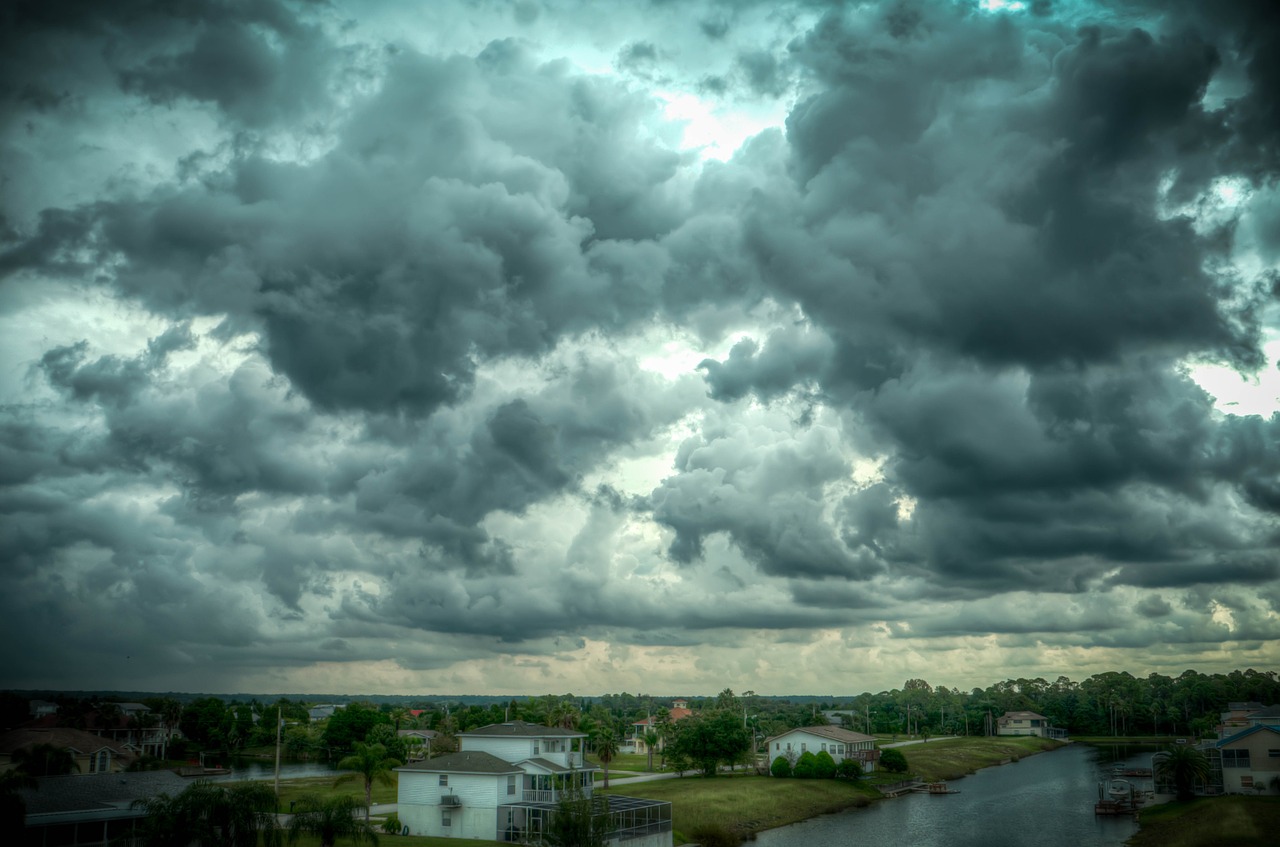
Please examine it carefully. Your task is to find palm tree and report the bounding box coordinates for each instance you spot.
[593,729,620,789]
[1154,745,1211,801]
[134,780,281,847]
[11,743,78,776]
[643,730,659,772]
[334,742,401,821]
[286,795,379,847]
[1,769,36,835]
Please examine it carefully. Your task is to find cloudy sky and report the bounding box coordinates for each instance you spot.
[2,0,1279,697]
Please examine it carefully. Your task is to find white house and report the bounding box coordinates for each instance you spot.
[765,726,880,772]
[996,711,1067,739]
[396,720,671,847]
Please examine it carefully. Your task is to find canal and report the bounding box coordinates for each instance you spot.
[753,743,1143,847]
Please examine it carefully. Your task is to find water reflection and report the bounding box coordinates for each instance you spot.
[753,744,1141,847]
[204,758,340,781]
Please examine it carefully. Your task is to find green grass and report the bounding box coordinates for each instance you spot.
[894,736,1065,782]
[288,835,501,847]
[602,774,879,844]
[1129,796,1280,846]
[232,774,401,809]
[585,752,650,773]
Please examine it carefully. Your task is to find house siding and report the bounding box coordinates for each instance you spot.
[1218,728,1280,795]
[398,772,505,839]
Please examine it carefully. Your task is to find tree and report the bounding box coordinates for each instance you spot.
[668,710,750,778]
[367,724,408,763]
[835,759,863,780]
[542,786,613,847]
[286,795,379,847]
[11,743,77,776]
[134,780,281,847]
[814,750,837,779]
[593,728,620,788]
[770,756,792,777]
[879,748,908,774]
[334,742,401,821]
[323,704,388,754]
[643,730,659,772]
[1154,746,1210,802]
[1,769,35,835]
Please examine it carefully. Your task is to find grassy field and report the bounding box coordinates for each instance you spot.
[1128,796,1280,846]
[894,736,1065,781]
[265,774,401,809]
[584,752,651,773]
[602,774,880,843]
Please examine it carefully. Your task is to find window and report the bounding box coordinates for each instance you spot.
[801,743,807,752]
[439,775,449,786]
[1241,776,1254,788]
[1269,749,1280,758]
[1222,749,1251,768]
[533,742,540,755]
[775,743,780,752]
[442,810,451,828]
[508,775,517,795]
[821,743,827,752]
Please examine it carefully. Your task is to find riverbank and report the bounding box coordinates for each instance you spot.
[896,736,1066,782]
[1127,796,1280,846]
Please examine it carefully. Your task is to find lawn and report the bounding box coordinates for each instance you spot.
[1129,796,1280,846]
[238,774,401,810]
[893,736,1065,782]
[584,751,650,773]
[602,774,880,843]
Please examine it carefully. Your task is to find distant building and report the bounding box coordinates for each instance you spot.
[1214,724,1280,795]
[0,727,135,775]
[629,700,693,755]
[28,700,59,719]
[996,711,1067,739]
[308,704,344,721]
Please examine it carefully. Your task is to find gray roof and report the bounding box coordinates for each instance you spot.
[396,750,522,775]
[765,725,877,745]
[458,721,585,739]
[1247,705,1280,719]
[18,770,189,817]
[519,757,597,774]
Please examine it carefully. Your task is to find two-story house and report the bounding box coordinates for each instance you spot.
[1215,724,1280,794]
[996,711,1067,739]
[764,726,880,773]
[396,721,671,847]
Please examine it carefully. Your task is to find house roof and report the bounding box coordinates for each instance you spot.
[458,720,585,739]
[999,711,1049,721]
[0,728,134,759]
[518,757,597,775]
[398,729,438,738]
[764,725,876,745]
[633,708,693,727]
[396,750,523,775]
[16,770,188,816]
[1245,705,1280,719]
[1216,724,1280,747]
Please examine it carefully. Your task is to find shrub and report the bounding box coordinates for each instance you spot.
[381,813,401,834]
[770,756,792,778]
[880,748,908,774]
[792,751,819,779]
[835,759,863,780]
[689,823,741,847]
[814,751,837,779]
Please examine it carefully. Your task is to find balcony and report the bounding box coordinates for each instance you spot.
[440,795,462,807]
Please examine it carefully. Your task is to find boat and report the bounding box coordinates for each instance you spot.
[911,781,960,795]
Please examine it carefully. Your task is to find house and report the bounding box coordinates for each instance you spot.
[398,729,440,761]
[1214,724,1280,794]
[995,711,1067,739]
[396,720,672,847]
[308,704,343,721]
[28,700,59,719]
[0,728,135,775]
[13,770,188,847]
[629,700,693,755]
[765,726,880,773]
[1216,701,1267,738]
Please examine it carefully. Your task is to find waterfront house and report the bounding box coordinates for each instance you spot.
[765,726,880,772]
[396,720,671,847]
[1214,723,1280,794]
[995,711,1067,739]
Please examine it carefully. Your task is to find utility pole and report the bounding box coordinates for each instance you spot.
[273,706,282,803]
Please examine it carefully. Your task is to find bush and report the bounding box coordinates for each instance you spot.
[381,813,401,834]
[689,823,741,847]
[836,759,863,780]
[792,751,819,779]
[770,756,792,778]
[880,748,908,774]
[814,751,837,779]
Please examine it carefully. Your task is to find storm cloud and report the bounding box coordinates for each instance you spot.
[1,0,1278,695]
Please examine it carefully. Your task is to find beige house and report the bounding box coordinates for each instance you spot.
[0,728,134,775]
[1215,724,1280,794]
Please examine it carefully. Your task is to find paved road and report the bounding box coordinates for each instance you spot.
[880,736,957,748]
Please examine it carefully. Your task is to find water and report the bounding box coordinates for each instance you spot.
[203,758,340,781]
[753,744,1141,847]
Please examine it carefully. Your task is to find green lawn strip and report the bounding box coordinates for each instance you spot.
[585,752,652,773]
[602,775,879,844]
[1128,797,1280,847]
[895,737,1064,782]
[233,774,401,810]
